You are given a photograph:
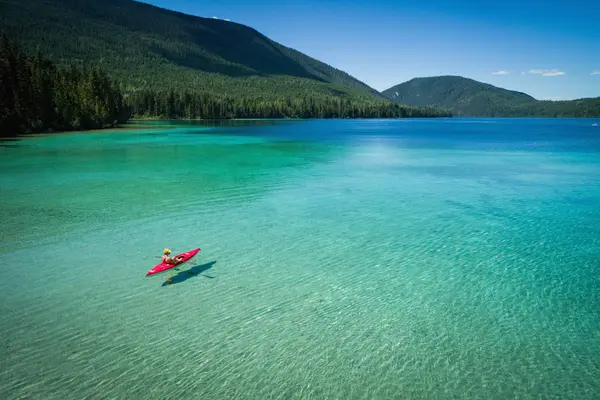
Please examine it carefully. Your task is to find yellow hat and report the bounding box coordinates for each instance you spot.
[163,248,171,254]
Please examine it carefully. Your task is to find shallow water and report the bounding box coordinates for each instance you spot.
[1,118,599,399]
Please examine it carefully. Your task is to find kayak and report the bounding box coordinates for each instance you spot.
[146,248,201,276]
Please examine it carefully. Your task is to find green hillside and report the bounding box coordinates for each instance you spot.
[382,76,600,117]
[0,0,384,101]
[0,0,454,129]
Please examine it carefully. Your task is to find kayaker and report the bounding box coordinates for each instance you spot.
[162,248,184,264]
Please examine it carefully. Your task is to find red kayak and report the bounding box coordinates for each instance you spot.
[146,248,200,276]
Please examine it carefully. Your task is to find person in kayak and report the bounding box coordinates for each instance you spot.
[162,248,184,264]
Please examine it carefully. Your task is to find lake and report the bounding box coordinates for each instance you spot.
[1,118,599,399]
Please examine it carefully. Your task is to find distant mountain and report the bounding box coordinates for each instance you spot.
[382,76,600,117]
[0,0,386,102]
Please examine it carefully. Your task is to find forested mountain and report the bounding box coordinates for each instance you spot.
[0,0,383,101]
[383,76,600,117]
[0,0,451,132]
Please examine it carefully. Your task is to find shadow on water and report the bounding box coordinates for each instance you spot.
[161,260,217,287]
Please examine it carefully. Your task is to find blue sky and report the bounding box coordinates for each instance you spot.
[141,0,599,100]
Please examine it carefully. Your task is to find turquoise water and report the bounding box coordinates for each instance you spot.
[1,119,599,399]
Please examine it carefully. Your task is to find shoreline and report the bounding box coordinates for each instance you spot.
[4,116,599,141]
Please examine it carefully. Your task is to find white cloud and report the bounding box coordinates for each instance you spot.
[492,70,509,75]
[591,70,600,75]
[211,16,218,19]
[528,69,565,76]
[225,18,231,21]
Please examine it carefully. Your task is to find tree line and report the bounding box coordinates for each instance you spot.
[0,35,127,137]
[1,36,452,137]
[126,89,451,120]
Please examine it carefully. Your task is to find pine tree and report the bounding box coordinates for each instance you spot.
[0,36,129,137]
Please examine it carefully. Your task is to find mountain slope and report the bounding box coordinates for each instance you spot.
[383,76,535,116]
[0,0,384,101]
[383,76,600,117]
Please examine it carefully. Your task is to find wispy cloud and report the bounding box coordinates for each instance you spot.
[528,69,565,76]
[591,70,600,75]
[492,70,509,75]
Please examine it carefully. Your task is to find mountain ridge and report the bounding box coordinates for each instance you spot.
[382,75,600,117]
[0,0,386,101]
